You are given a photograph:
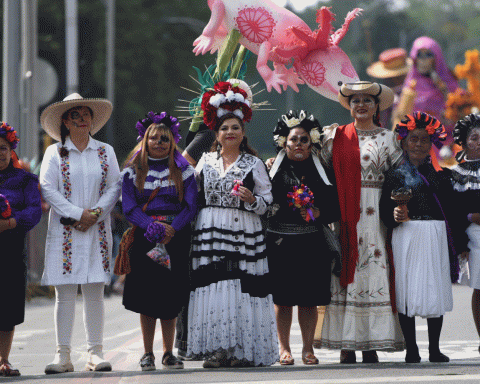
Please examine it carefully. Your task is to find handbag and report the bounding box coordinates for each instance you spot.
[113,187,161,275]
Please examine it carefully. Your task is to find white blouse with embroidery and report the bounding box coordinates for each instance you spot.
[40,137,121,285]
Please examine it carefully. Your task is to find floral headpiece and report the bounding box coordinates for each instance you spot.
[395,112,446,148]
[453,113,480,161]
[135,111,181,143]
[272,110,322,152]
[201,81,252,130]
[0,122,19,150]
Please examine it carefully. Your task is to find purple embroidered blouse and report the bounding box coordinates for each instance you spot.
[0,162,42,236]
[122,153,198,232]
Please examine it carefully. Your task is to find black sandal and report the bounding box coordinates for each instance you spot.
[140,352,155,371]
[162,352,184,369]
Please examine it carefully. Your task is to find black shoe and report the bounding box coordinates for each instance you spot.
[405,353,421,363]
[405,346,421,363]
[362,351,379,364]
[162,352,184,369]
[340,350,356,364]
[429,351,449,363]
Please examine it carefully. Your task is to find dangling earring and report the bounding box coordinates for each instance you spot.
[216,143,222,159]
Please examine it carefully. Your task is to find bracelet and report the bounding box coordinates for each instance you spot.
[468,213,473,223]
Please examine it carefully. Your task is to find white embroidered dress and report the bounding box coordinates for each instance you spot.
[319,125,405,351]
[187,152,279,366]
[40,137,121,286]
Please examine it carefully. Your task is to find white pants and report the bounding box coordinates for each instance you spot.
[54,283,104,350]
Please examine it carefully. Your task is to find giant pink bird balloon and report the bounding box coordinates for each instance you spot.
[194,0,362,101]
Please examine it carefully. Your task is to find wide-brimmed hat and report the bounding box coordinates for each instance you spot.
[366,48,412,79]
[40,93,113,141]
[338,81,394,111]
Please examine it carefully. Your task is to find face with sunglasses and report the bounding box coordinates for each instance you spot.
[416,49,435,75]
[285,127,312,162]
[147,127,172,159]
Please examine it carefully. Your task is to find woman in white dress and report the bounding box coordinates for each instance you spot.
[319,81,404,363]
[40,94,121,373]
[380,112,459,363]
[186,81,278,367]
[450,113,480,354]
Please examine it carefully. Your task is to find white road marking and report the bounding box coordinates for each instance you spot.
[202,374,480,384]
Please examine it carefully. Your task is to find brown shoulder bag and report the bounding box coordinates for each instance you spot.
[113,187,161,275]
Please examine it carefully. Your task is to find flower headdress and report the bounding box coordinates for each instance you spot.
[395,112,446,146]
[272,110,323,152]
[395,111,446,171]
[453,113,480,162]
[201,81,253,130]
[0,122,19,150]
[135,111,181,143]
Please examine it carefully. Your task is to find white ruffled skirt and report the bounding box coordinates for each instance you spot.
[392,220,453,317]
[186,206,278,366]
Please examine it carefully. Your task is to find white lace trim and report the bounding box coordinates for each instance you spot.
[187,279,279,366]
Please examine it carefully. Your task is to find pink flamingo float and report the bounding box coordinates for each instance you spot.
[194,0,362,101]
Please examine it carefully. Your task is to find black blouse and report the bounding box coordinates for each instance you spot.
[380,160,464,253]
[266,155,340,234]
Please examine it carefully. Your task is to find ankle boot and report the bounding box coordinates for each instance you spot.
[45,346,74,374]
[85,345,112,371]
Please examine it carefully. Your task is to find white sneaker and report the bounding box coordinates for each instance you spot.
[45,346,74,374]
[85,346,112,372]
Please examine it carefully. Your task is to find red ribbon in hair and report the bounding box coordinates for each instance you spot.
[11,151,21,169]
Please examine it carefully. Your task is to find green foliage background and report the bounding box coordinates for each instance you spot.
[2,0,480,162]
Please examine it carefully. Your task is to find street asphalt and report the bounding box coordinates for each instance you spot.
[3,284,479,383]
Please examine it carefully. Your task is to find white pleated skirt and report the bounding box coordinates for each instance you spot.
[467,223,480,290]
[392,220,453,318]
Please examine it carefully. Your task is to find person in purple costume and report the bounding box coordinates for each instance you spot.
[404,36,457,122]
[121,111,197,371]
[0,123,42,377]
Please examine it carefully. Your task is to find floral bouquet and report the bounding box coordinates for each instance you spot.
[231,180,243,196]
[145,221,171,269]
[0,194,12,219]
[287,184,315,222]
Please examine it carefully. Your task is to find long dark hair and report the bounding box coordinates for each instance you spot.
[59,106,94,157]
[209,114,257,156]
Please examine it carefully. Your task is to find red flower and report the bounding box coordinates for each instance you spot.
[1,204,11,218]
[214,82,231,93]
[5,130,16,143]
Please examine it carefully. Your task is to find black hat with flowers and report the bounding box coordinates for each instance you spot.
[272,110,323,152]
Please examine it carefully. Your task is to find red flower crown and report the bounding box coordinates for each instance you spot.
[201,82,253,130]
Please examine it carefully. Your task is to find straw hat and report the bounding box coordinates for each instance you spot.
[40,93,113,141]
[366,48,412,79]
[338,81,394,111]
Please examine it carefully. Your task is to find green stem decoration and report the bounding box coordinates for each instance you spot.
[189,29,246,133]
[214,29,242,81]
[230,45,248,79]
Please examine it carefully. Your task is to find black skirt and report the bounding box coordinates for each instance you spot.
[266,230,333,307]
[0,232,26,330]
[122,226,192,320]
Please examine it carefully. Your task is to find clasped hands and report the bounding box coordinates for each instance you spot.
[156,221,175,245]
[74,209,101,232]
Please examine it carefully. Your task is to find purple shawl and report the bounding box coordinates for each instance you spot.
[403,36,457,120]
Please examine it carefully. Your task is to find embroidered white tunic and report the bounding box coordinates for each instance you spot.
[40,137,121,285]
